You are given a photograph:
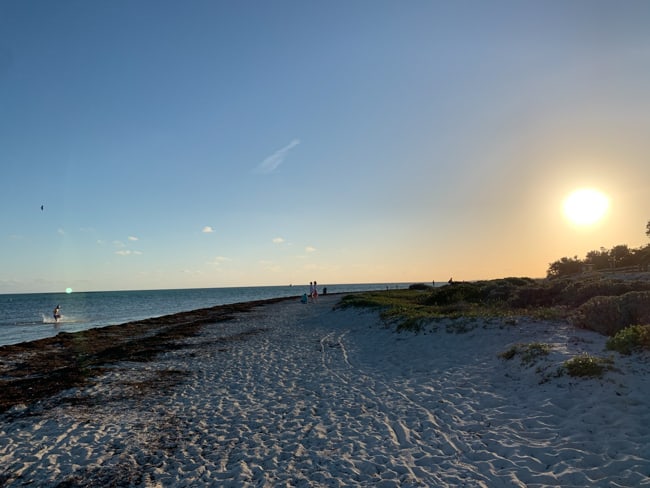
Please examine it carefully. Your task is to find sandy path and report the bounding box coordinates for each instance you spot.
[1,295,649,487]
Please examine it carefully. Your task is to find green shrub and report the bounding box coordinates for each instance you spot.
[445,320,479,334]
[571,291,650,336]
[501,277,537,287]
[408,283,433,291]
[337,291,440,332]
[606,324,650,355]
[337,290,420,309]
[337,294,387,309]
[424,283,485,306]
[499,342,552,365]
[507,281,566,308]
[563,279,650,308]
[563,354,613,378]
[499,345,518,360]
[520,343,552,364]
[507,277,650,309]
[338,280,650,337]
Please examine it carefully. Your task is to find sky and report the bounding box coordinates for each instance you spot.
[1,1,650,293]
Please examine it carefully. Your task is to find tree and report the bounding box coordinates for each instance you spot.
[611,244,634,267]
[584,248,610,269]
[547,256,583,278]
[548,222,650,276]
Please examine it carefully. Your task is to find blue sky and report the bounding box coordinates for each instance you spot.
[2,1,650,293]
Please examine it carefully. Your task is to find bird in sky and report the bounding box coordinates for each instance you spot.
[40,205,44,211]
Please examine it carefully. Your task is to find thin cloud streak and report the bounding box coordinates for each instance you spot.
[254,139,300,174]
[115,250,143,256]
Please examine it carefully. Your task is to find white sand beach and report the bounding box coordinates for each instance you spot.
[1,294,649,487]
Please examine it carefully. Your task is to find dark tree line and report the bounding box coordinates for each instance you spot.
[547,220,650,278]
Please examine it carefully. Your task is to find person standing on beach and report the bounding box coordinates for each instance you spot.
[312,281,319,303]
[309,282,314,302]
[53,305,61,322]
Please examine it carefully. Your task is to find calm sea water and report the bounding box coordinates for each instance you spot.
[0,283,407,346]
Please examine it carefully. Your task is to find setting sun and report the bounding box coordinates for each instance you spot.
[563,188,609,226]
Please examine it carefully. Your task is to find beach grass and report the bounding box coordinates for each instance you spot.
[337,280,556,332]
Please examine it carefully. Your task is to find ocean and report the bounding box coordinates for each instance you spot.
[0,283,407,347]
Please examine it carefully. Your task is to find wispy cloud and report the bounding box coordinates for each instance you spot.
[202,226,215,233]
[113,238,141,256]
[182,269,205,276]
[115,250,143,256]
[305,246,317,253]
[208,256,230,266]
[272,237,285,244]
[254,139,300,174]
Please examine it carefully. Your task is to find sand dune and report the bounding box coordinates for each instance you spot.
[1,294,649,487]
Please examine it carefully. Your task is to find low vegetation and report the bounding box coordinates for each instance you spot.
[337,281,529,332]
[338,290,441,331]
[339,276,650,335]
[340,274,650,382]
[571,292,650,336]
[562,354,614,378]
[606,324,650,355]
[499,342,552,366]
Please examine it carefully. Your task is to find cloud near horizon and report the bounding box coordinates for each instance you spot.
[202,226,215,233]
[272,237,285,244]
[254,139,300,174]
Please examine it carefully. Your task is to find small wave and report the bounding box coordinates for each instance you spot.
[41,314,58,324]
[41,314,79,324]
[4,320,43,327]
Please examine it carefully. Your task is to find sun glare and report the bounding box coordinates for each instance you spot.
[562,188,609,226]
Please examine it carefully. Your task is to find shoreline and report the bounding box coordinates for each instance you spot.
[0,296,297,414]
[1,293,649,486]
